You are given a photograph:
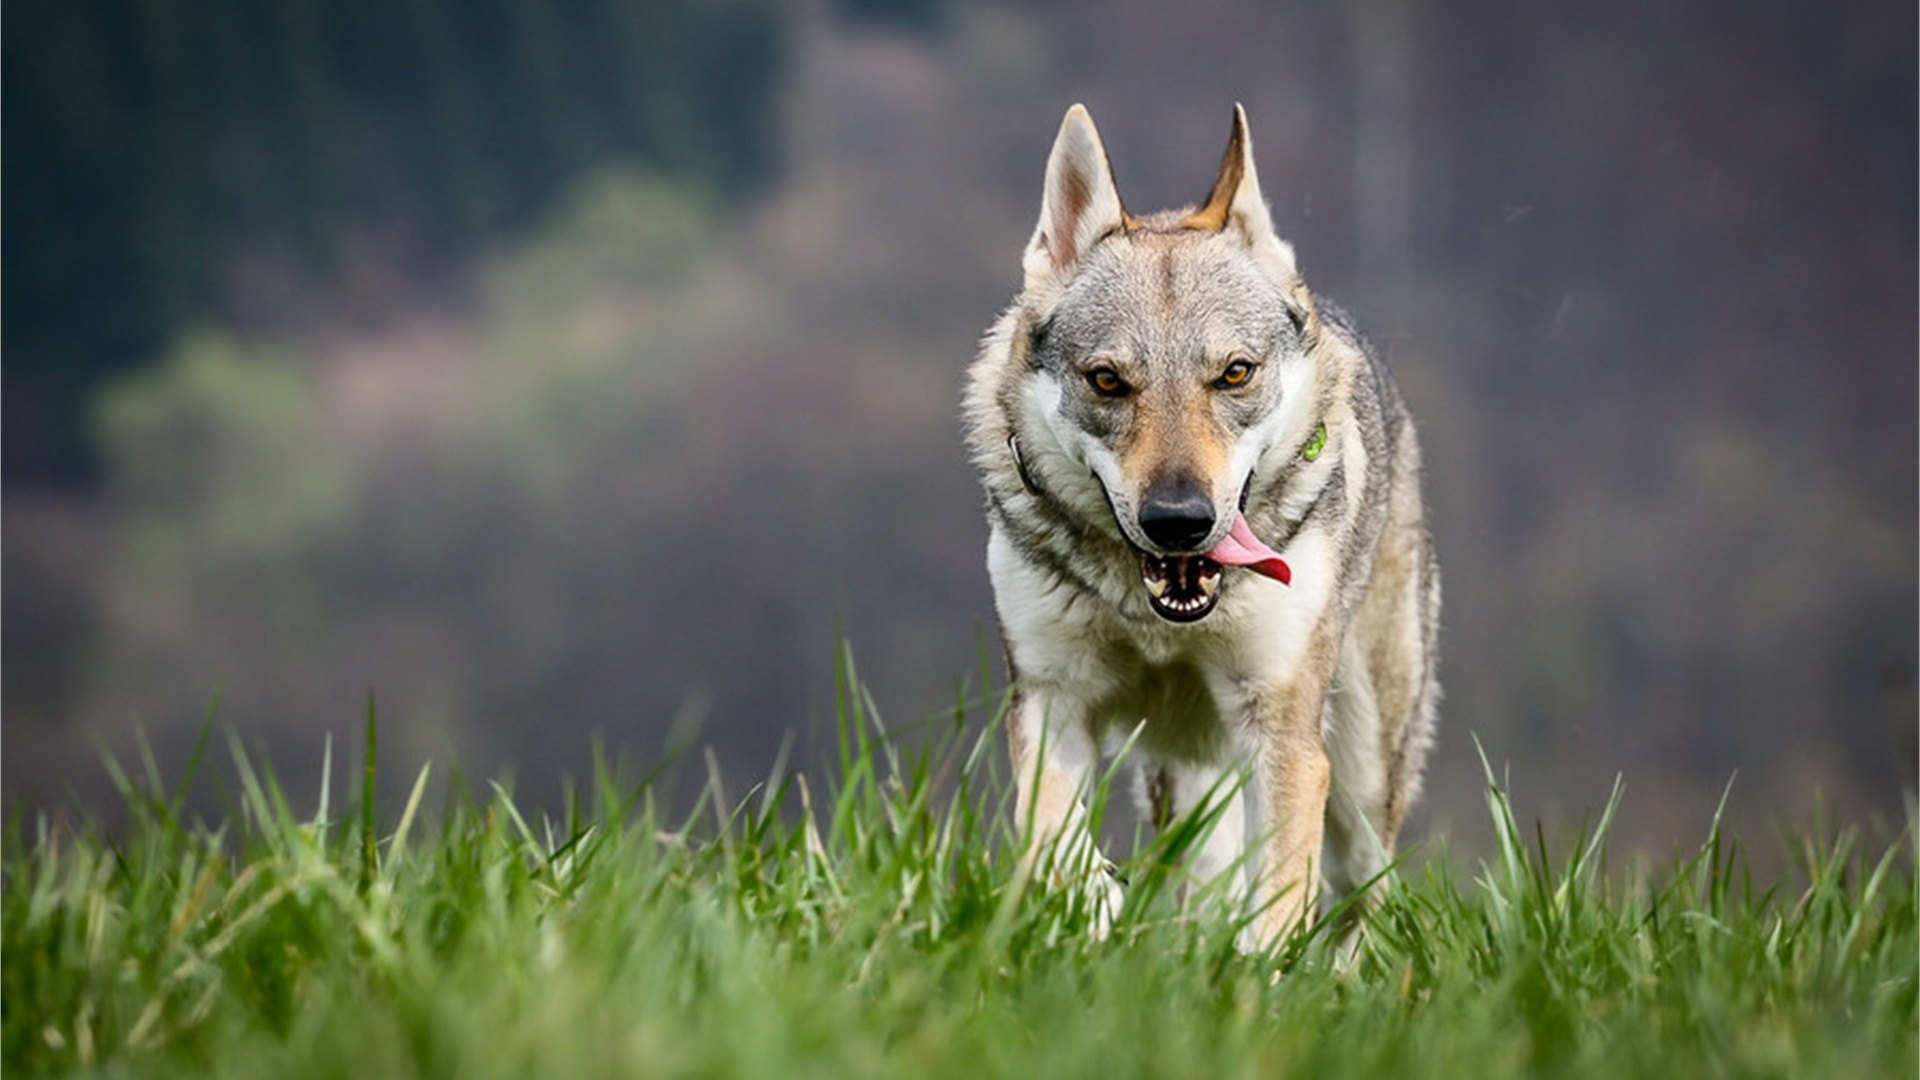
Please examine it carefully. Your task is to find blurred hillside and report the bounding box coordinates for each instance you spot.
[5,0,1914,859]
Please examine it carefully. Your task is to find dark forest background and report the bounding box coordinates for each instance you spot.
[6,0,1914,861]
[5,0,786,484]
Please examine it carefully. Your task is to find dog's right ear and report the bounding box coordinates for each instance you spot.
[1023,104,1128,293]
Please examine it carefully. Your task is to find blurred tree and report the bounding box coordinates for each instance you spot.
[835,0,947,36]
[2,0,788,488]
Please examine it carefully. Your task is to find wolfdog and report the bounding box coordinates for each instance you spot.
[964,104,1440,951]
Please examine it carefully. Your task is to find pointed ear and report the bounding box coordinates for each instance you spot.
[1023,104,1129,291]
[1185,104,1299,280]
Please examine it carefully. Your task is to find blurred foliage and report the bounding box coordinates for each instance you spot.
[85,171,730,771]
[837,0,948,35]
[3,0,788,486]
[75,160,986,808]
[97,335,343,563]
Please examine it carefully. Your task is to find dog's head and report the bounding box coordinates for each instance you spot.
[1013,105,1315,622]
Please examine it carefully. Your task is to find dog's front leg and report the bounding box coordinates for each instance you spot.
[1006,686,1121,932]
[1244,672,1334,954]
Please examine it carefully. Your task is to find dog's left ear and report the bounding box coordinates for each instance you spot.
[1186,104,1301,284]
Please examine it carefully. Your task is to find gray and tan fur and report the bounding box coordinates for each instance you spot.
[963,104,1439,950]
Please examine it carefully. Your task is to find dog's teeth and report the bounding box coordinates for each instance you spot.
[1144,576,1168,599]
[1198,568,1221,596]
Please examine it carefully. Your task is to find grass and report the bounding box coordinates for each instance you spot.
[5,660,1915,1079]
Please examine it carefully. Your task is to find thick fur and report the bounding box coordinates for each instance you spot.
[964,105,1440,949]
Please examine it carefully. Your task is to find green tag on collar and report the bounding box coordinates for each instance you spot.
[1301,422,1327,462]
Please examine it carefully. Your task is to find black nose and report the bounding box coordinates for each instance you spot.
[1138,480,1216,551]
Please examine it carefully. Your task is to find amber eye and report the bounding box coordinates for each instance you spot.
[1086,367,1130,397]
[1215,358,1258,389]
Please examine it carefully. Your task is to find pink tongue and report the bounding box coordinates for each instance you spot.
[1205,514,1292,585]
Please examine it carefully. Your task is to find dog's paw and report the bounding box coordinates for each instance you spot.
[1082,862,1126,939]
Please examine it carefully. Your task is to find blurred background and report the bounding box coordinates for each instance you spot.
[5,0,1914,862]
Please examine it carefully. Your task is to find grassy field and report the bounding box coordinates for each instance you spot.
[6,674,1915,1079]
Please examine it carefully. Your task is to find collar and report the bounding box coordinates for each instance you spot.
[1008,434,1041,495]
[1301,422,1327,462]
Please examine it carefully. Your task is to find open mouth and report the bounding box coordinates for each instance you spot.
[1132,513,1292,623]
[1140,553,1224,622]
